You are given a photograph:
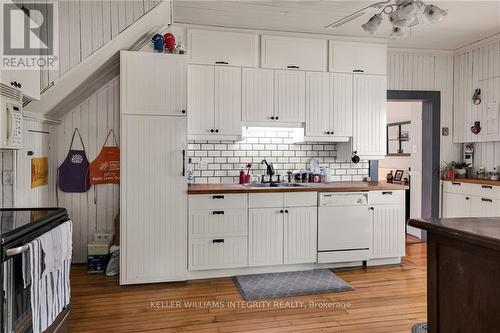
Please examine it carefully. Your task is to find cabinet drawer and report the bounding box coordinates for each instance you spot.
[284,192,317,207]
[469,184,500,200]
[369,190,405,205]
[189,193,247,210]
[329,41,387,75]
[249,193,284,208]
[442,181,476,196]
[189,209,247,238]
[189,237,248,270]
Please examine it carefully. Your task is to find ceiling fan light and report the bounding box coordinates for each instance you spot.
[424,4,448,22]
[362,14,382,34]
[394,0,422,20]
[390,26,409,39]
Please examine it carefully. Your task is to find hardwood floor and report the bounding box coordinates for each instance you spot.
[69,243,426,333]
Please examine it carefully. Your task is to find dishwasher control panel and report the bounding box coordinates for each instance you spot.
[319,193,368,206]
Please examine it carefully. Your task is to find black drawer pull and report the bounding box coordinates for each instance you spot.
[215,61,228,65]
[482,198,493,202]
[212,239,225,243]
[369,207,374,210]
[353,69,365,73]
[212,211,224,215]
[482,185,493,189]
[212,195,224,199]
[382,191,393,195]
[451,182,461,186]
[287,65,300,69]
[284,209,289,213]
[280,210,284,213]
[466,197,470,200]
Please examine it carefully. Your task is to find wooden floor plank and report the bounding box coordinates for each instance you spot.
[69,243,427,332]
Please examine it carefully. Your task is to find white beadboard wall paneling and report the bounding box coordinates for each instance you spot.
[14,120,57,208]
[387,51,460,165]
[0,151,15,208]
[42,0,161,92]
[56,77,120,263]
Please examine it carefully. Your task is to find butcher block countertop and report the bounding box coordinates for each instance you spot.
[187,181,408,194]
[442,178,500,187]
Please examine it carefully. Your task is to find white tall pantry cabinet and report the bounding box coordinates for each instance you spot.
[120,51,188,285]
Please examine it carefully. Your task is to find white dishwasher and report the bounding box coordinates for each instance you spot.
[317,192,370,264]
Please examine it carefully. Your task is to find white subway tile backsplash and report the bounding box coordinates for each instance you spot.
[188,128,369,183]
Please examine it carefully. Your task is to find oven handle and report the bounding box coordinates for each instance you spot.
[6,244,29,257]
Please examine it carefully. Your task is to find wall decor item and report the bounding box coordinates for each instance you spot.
[394,170,404,182]
[471,121,481,135]
[151,34,164,52]
[90,130,120,185]
[31,157,48,189]
[57,128,91,193]
[387,121,411,155]
[472,88,481,105]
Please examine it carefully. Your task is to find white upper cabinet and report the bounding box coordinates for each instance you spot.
[352,74,387,159]
[188,29,259,67]
[274,70,306,123]
[187,64,242,140]
[305,72,352,141]
[261,35,328,72]
[330,41,387,75]
[242,68,274,122]
[1,68,40,100]
[121,52,187,116]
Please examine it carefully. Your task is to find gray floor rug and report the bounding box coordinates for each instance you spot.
[412,323,428,333]
[233,269,354,301]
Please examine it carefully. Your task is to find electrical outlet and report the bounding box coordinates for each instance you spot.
[2,171,13,185]
[94,232,113,243]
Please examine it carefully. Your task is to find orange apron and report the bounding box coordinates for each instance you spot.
[90,130,120,184]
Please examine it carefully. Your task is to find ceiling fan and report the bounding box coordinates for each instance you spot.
[324,0,447,38]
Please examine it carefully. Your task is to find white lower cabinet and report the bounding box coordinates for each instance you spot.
[188,194,248,270]
[248,208,284,266]
[369,191,405,260]
[442,192,471,217]
[284,207,317,264]
[441,181,500,218]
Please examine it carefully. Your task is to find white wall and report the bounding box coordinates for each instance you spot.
[387,50,461,165]
[55,77,120,263]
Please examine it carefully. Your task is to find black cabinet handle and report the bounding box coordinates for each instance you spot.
[215,129,219,133]
[353,69,365,73]
[181,109,186,114]
[382,191,393,195]
[280,210,284,213]
[369,207,374,210]
[284,209,289,213]
[325,131,329,135]
[482,198,493,202]
[212,239,225,243]
[210,129,215,133]
[182,149,186,176]
[18,83,21,88]
[451,182,461,186]
[270,116,275,120]
[287,65,300,69]
[212,211,225,215]
[466,197,470,200]
[330,130,334,135]
[212,195,224,199]
[27,151,34,156]
[482,185,493,189]
[215,61,229,65]
[275,116,279,120]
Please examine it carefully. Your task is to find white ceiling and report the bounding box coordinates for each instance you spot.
[173,1,500,50]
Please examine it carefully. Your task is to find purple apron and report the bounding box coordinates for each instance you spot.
[57,128,90,193]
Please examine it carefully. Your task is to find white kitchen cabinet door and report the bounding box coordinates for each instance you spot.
[120,52,187,116]
[274,70,306,123]
[248,208,284,267]
[189,237,248,270]
[214,66,242,136]
[188,29,258,67]
[370,204,405,259]
[306,72,331,137]
[242,68,275,122]
[261,35,327,72]
[331,73,353,137]
[442,193,471,218]
[284,207,317,264]
[120,115,187,284]
[352,74,387,159]
[1,68,40,100]
[470,197,500,217]
[188,65,215,135]
[329,41,387,75]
